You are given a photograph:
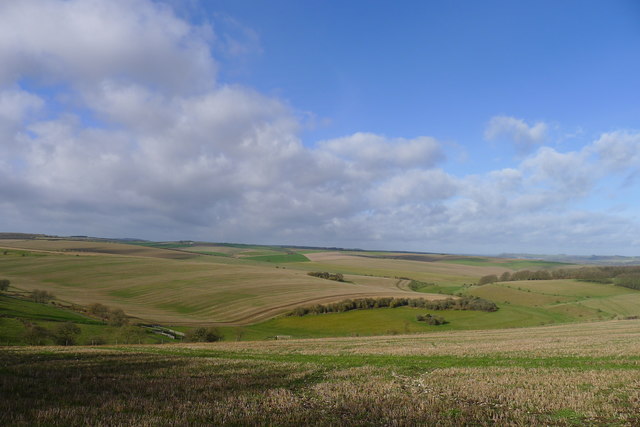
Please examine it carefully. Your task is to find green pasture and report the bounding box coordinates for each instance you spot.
[0,295,164,345]
[229,278,637,340]
[219,304,585,340]
[0,295,99,324]
[243,253,310,263]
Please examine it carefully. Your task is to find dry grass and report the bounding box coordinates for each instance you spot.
[2,319,640,426]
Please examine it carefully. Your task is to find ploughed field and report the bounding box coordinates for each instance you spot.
[0,239,443,326]
[2,319,640,426]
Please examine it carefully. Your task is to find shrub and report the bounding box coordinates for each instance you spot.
[307,272,345,282]
[53,322,81,346]
[416,314,447,325]
[31,289,54,303]
[23,322,51,345]
[186,327,223,342]
[478,274,498,285]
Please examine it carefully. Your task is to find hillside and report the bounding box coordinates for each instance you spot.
[2,237,640,341]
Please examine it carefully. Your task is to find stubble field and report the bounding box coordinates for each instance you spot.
[2,319,640,426]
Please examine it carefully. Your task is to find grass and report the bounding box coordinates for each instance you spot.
[2,238,638,339]
[0,293,167,345]
[0,248,418,325]
[2,320,640,425]
[0,295,100,324]
[243,253,310,263]
[240,277,639,341]
[225,303,583,340]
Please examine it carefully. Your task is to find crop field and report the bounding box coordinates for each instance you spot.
[0,239,198,259]
[3,319,640,426]
[0,240,441,326]
[301,252,499,285]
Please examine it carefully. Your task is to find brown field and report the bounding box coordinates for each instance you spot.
[302,251,507,284]
[2,319,639,426]
[0,239,197,259]
[0,241,445,326]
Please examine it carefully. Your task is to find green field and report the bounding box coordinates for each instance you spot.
[0,295,164,345]
[243,253,310,263]
[2,238,640,341]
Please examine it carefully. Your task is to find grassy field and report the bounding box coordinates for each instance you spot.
[0,295,165,345]
[2,239,640,338]
[227,277,640,340]
[0,241,438,326]
[2,319,639,425]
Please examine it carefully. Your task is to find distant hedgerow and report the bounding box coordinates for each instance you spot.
[307,272,345,282]
[288,296,498,316]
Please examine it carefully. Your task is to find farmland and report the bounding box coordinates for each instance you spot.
[2,237,640,340]
[2,319,640,425]
[3,237,640,425]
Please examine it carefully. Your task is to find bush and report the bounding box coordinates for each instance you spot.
[107,308,129,326]
[31,289,54,303]
[53,322,81,346]
[23,322,51,345]
[186,327,223,342]
[416,314,447,325]
[478,274,498,285]
[0,279,10,291]
[307,272,345,282]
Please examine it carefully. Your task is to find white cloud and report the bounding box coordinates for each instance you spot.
[591,131,640,172]
[484,115,548,153]
[318,132,444,171]
[0,0,216,92]
[1,0,640,255]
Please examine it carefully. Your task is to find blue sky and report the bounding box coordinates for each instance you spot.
[1,0,640,255]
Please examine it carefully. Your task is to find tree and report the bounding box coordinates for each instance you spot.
[186,327,223,342]
[31,289,54,303]
[118,326,145,344]
[107,308,128,326]
[478,274,498,285]
[23,323,51,345]
[0,279,10,292]
[499,271,511,282]
[88,303,110,320]
[53,322,81,346]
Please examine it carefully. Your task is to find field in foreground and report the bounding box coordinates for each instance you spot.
[2,319,640,426]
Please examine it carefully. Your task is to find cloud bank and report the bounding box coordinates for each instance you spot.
[1,0,640,255]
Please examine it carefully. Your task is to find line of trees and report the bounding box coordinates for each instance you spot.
[31,289,55,303]
[307,271,345,282]
[22,320,81,346]
[478,266,640,289]
[288,296,498,317]
[88,303,129,326]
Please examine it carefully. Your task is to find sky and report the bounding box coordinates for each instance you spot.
[1,0,640,255]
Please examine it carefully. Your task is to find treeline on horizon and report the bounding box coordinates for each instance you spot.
[288,296,498,317]
[478,266,640,290]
